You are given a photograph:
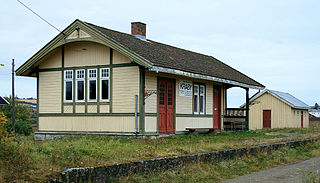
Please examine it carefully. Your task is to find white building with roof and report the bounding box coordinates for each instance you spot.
[245,89,310,130]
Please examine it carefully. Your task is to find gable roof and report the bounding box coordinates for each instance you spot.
[0,96,9,106]
[247,89,310,110]
[16,19,264,89]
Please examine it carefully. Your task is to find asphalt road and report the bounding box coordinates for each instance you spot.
[223,156,320,183]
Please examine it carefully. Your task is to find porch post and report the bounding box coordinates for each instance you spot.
[246,88,249,130]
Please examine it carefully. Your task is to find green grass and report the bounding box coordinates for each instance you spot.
[0,129,318,182]
[257,128,320,134]
[115,141,320,183]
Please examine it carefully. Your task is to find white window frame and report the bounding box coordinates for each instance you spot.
[193,84,205,115]
[199,85,205,115]
[76,69,85,102]
[193,84,199,114]
[87,69,97,102]
[100,68,110,102]
[64,70,73,103]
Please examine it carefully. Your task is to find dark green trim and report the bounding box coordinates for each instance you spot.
[72,69,76,113]
[156,77,159,133]
[63,102,74,106]
[246,87,249,130]
[145,113,157,117]
[174,78,176,134]
[97,68,100,113]
[39,113,139,117]
[36,131,159,136]
[109,48,113,113]
[38,63,138,72]
[212,84,215,128]
[112,62,138,67]
[139,66,145,133]
[85,69,88,113]
[36,72,39,131]
[39,68,61,72]
[61,46,65,114]
[37,131,137,134]
[175,114,213,118]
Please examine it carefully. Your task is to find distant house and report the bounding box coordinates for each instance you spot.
[245,89,309,129]
[309,103,320,118]
[0,96,9,106]
[15,20,264,139]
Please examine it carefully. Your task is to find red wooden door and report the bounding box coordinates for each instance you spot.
[301,111,303,128]
[159,80,175,134]
[263,110,271,128]
[214,86,221,131]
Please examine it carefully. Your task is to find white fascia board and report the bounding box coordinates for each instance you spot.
[150,66,264,90]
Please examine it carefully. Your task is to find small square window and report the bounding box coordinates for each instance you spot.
[76,70,84,79]
[65,70,73,79]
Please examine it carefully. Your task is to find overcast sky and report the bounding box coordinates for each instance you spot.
[0,0,319,107]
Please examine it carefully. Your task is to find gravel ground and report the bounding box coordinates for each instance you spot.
[223,156,320,183]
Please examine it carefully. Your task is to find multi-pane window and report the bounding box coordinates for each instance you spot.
[194,84,205,114]
[76,69,85,102]
[87,69,97,102]
[100,68,110,102]
[64,70,73,102]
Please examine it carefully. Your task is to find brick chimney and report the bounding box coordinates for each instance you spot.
[131,22,146,40]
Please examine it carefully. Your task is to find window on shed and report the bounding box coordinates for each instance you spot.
[100,68,110,102]
[64,70,73,102]
[87,69,97,101]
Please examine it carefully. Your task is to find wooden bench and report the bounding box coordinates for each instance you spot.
[185,128,218,134]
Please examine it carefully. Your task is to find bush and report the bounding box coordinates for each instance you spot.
[0,113,10,141]
[6,119,33,136]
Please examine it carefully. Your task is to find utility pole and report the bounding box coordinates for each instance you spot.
[12,59,15,134]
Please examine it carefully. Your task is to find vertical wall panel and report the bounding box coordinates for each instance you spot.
[113,50,131,64]
[39,48,62,69]
[145,71,157,113]
[39,71,61,113]
[112,66,139,113]
[64,42,110,67]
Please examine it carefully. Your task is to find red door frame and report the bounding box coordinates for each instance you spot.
[301,111,303,128]
[263,110,271,128]
[158,79,175,134]
[214,86,221,131]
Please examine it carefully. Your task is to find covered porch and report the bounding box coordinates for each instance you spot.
[223,87,258,131]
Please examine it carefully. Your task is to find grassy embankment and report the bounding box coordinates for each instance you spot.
[116,140,320,183]
[0,128,320,182]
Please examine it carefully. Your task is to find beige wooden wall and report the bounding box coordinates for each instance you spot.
[249,93,308,130]
[112,66,140,113]
[39,48,62,69]
[39,116,137,132]
[64,42,110,67]
[39,71,61,113]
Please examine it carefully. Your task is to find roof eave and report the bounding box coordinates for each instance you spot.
[150,66,265,90]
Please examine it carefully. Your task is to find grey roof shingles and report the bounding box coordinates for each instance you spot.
[86,22,264,88]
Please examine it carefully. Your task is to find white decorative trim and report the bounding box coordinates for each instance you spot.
[149,66,264,90]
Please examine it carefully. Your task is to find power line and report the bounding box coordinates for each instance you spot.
[17,0,63,34]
